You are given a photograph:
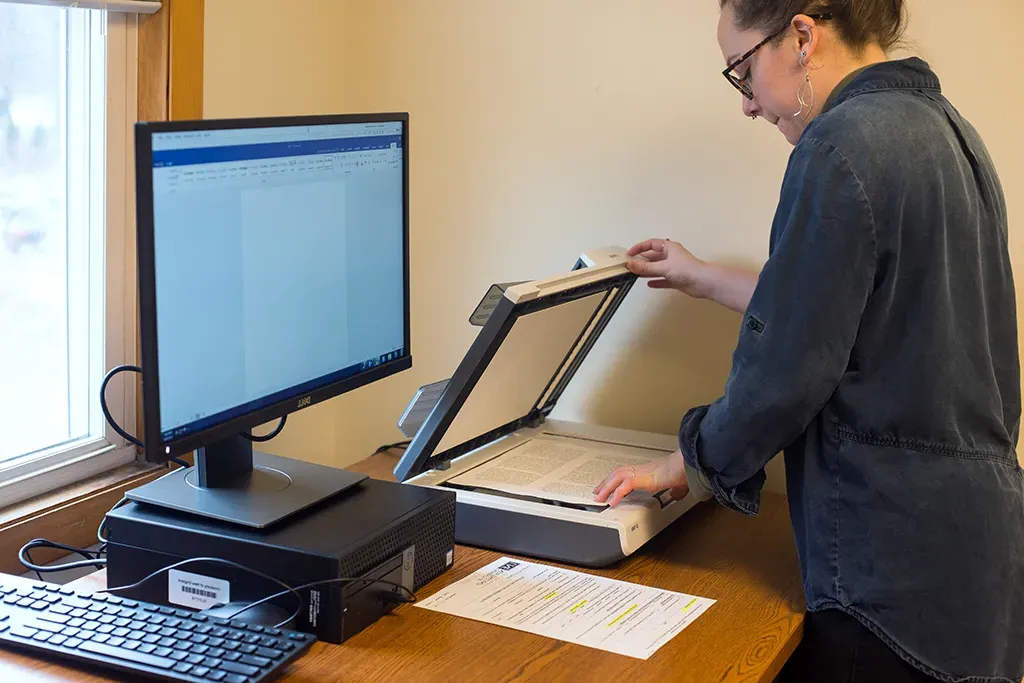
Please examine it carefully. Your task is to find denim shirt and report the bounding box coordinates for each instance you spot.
[680,58,1024,683]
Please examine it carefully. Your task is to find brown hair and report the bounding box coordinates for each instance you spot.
[719,0,906,52]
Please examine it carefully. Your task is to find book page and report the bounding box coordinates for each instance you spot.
[447,436,670,507]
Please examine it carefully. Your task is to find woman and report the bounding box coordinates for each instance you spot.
[594,2,1024,681]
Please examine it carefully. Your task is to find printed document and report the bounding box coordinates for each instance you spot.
[415,557,715,659]
[447,437,670,507]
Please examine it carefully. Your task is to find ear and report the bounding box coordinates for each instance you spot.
[791,14,822,66]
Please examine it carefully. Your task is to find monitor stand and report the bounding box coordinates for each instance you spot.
[125,434,368,528]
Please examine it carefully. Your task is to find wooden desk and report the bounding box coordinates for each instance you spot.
[0,452,805,682]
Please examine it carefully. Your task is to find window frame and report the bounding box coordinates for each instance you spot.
[0,9,139,507]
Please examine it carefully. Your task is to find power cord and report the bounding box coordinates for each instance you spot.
[19,539,108,581]
[372,440,411,456]
[101,365,286,452]
[231,576,417,629]
[96,553,417,631]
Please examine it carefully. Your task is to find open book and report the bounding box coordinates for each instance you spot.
[447,436,671,508]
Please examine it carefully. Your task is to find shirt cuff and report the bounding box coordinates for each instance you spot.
[683,460,713,502]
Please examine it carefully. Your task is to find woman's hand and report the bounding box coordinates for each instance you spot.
[626,238,760,314]
[593,449,690,507]
[626,239,712,299]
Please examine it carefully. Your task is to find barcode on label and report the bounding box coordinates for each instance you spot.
[168,569,229,610]
[182,586,217,599]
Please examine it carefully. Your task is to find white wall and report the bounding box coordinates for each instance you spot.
[204,0,1024,483]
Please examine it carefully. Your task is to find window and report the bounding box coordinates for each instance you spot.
[0,4,138,506]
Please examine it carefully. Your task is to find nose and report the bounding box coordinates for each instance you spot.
[742,95,761,119]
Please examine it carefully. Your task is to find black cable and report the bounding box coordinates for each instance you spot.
[19,539,108,577]
[241,416,287,443]
[100,557,301,617]
[97,497,131,546]
[223,576,417,630]
[169,457,190,468]
[100,365,143,448]
[372,440,411,456]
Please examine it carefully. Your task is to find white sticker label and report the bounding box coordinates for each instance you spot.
[168,569,230,610]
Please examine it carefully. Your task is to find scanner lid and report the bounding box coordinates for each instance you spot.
[394,250,636,481]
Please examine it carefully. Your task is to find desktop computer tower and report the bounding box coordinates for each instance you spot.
[104,478,456,644]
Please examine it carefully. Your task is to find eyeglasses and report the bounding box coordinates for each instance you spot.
[722,13,832,100]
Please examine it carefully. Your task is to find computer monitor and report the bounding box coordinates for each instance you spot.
[128,113,410,528]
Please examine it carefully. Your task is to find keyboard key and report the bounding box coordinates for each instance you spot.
[0,615,6,623]
[210,628,229,638]
[201,656,221,667]
[50,605,73,615]
[58,588,75,596]
[205,672,227,682]
[106,596,123,605]
[192,666,211,677]
[158,627,177,637]
[246,624,265,633]
[107,637,126,647]
[207,637,225,647]
[69,609,86,619]
[29,621,64,633]
[195,624,214,634]
[119,608,137,618]
[238,644,258,654]
[143,624,162,634]
[103,605,122,615]
[122,640,141,650]
[208,647,227,658]
[63,598,91,609]
[92,634,110,644]
[180,621,197,632]
[186,653,206,665]
[3,596,20,605]
[142,634,161,644]
[223,675,248,683]
[192,614,207,622]
[192,634,210,644]
[143,604,161,612]
[157,607,175,615]
[121,599,138,608]
[149,615,167,625]
[259,636,281,648]
[69,618,87,628]
[267,628,282,636]
[64,637,82,649]
[98,615,116,624]
[113,618,131,627]
[243,634,262,644]
[222,640,240,651]
[192,644,210,655]
[32,583,47,590]
[112,627,130,637]
[42,594,62,603]
[240,653,271,668]
[158,637,177,648]
[169,651,189,662]
[30,591,48,599]
[39,613,70,625]
[91,594,108,602]
[32,632,52,643]
[0,624,6,634]
[0,586,16,595]
[173,609,192,618]
[211,618,230,626]
[222,652,242,662]
[219,661,260,676]
[128,629,146,640]
[44,585,61,593]
[256,647,284,660]
[15,598,35,608]
[172,662,193,674]
[96,625,115,634]
[137,643,157,654]
[61,627,81,637]
[154,647,173,657]
[162,617,180,628]
[81,640,176,669]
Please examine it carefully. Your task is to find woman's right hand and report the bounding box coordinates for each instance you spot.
[626,238,760,314]
[626,238,712,299]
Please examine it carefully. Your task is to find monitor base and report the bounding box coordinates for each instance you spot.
[126,451,367,528]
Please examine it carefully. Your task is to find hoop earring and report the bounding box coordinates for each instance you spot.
[792,68,815,122]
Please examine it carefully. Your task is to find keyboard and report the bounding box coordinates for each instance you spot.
[0,575,315,682]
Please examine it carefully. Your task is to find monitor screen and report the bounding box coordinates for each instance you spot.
[145,118,407,444]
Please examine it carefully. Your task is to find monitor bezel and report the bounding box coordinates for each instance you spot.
[135,112,411,462]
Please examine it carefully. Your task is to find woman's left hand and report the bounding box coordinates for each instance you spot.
[593,449,690,507]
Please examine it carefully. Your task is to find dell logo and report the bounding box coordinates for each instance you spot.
[297,396,312,409]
